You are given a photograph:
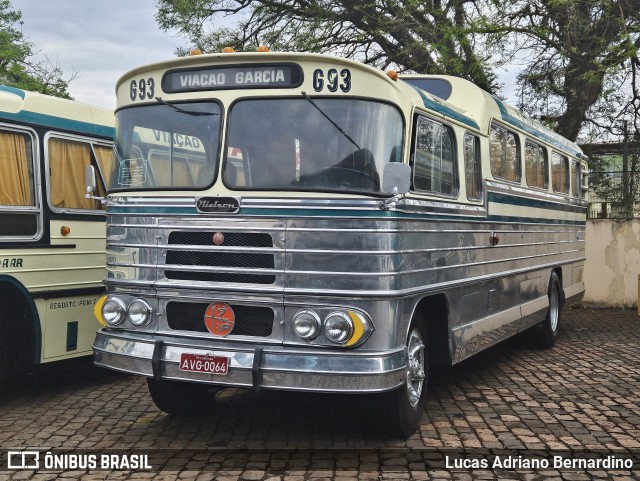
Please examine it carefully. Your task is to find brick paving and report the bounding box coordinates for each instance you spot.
[0,307,639,480]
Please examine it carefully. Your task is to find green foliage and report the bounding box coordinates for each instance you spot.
[155,0,640,144]
[155,0,498,92]
[0,0,72,99]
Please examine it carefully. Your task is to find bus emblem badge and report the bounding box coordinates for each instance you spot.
[212,232,225,245]
[204,302,235,337]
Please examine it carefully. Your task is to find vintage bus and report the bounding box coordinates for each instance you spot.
[91,51,587,437]
[0,86,113,388]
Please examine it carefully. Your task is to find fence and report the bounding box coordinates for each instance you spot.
[587,170,640,218]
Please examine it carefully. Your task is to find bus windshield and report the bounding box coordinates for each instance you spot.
[223,98,403,195]
[108,101,221,191]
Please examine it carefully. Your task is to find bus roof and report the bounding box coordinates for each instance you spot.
[0,85,114,138]
[114,51,581,159]
[399,74,583,159]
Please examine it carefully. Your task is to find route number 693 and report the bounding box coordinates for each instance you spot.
[129,78,155,101]
[312,68,351,93]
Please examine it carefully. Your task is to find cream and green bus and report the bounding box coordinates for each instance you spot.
[0,86,113,387]
[91,51,587,437]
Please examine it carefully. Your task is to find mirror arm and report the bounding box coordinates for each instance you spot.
[379,186,405,210]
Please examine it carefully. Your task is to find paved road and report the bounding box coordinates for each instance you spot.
[0,308,639,480]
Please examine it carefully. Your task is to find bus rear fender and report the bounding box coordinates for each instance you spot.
[0,276,41,367]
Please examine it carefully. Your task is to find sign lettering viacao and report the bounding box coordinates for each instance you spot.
[162,64,303,93]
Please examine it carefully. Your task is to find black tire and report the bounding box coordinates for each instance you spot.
[381,322,429,438]
[534,272,562,349]
[147,378,218,416]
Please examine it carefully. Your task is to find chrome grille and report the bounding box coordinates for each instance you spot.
[164,231,276,284]
[166,301,274,336]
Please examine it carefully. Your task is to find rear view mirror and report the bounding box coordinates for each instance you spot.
[85,165,97,195]
[382,162,411,196]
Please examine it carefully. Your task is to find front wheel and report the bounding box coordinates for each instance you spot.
[147,378,218,416]
[534,272,562,349]
[381,323,428,437]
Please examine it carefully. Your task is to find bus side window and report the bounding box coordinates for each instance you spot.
[551,152,570,194]
[0,129,36,207]
[525,140,547,190]
[92,144,113,193]
[464,133,482,200]
[412,115,457,196]
[572,160,581,197]
[49,136,105,211]
[0,128,38,236]
[490,123,520,182]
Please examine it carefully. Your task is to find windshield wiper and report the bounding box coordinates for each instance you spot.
[155,97,219,116]
[301,91,361,150]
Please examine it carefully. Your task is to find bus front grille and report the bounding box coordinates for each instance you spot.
[166,301,274,337]
[164,231,276,284]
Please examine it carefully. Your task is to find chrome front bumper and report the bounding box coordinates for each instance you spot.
[93,329,407,393]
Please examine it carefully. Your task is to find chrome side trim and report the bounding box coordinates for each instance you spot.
[452,294,549,363]
[564,281,585,305]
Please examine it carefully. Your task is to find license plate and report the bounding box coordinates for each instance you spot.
[179,353,229,375]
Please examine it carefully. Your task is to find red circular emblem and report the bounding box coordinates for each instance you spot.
[212,232,225,245]
[204,302,235,337]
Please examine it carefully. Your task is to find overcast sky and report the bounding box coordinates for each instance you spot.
[13,0,182,109]
[12,0,519,110]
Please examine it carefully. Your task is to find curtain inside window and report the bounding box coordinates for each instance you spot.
[0,130,34,206]
[93,144,113,193]
[50,138,102,210]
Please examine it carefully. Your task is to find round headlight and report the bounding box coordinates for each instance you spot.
[128,299,152,326]
[293,310,321,341]
[324,312,354,344]
[102,297,126,326]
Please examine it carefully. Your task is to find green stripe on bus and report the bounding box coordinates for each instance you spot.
[0,109,114,138]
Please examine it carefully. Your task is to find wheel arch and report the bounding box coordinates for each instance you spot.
[409,293,451,366]
[0,275,42,366]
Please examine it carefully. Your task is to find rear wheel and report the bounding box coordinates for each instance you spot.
[382,322,428,437]
[147,378,218,415]
[534,272,562,349]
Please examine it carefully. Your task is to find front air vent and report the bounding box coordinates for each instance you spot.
[166,301,274,337]
[164,231,276,284]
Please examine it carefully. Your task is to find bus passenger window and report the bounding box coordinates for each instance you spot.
[0,129,35,207]
[464,133,481,200]
[525,140,547,189]
[413,116,457,196]
[572,161,581,197]
[490,123,520,182]
[49,137,105,210]
[552,152,569,194]
[93,144,114,190]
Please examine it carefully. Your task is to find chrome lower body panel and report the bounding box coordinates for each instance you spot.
[93,329,406,393]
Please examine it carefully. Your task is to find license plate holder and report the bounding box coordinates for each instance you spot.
[179,353,229,375]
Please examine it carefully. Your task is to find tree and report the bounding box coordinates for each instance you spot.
[0,0,72,98]
[156,0,640,142]
[487,0,640,142]
[155,0,498,92]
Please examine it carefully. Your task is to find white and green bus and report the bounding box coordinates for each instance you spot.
[91,51,587,436]
[0,86,113,387]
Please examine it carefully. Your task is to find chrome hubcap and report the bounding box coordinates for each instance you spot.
[405,328,425,407]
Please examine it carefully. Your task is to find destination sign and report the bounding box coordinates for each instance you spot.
[162,64,303,92]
